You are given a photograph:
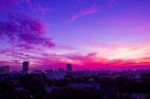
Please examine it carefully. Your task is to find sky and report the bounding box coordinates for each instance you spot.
[0,0,150,71]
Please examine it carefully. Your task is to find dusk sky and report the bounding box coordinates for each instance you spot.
[0,0,150,71]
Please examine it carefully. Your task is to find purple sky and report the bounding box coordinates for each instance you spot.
[0,0,150,71]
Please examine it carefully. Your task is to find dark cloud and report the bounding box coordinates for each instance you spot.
[0,14,55,49]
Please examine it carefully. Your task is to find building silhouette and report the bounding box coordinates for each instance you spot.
[0,66,9,74]
[66,64,72,74]
[22,61,29,74]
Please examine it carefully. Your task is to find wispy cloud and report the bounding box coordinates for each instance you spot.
[108,0,119,7]
[67,5,99,23]
[0,0,50,16]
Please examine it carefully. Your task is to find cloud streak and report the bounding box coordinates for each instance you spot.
[68,5,99,22]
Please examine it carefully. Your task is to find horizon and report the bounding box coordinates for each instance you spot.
[0,0,150,70]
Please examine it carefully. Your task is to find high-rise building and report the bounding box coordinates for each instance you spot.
[22,61,29,74]
[66,64,72,74]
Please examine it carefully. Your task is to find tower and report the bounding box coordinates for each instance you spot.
[66,64,72,74]
[22,61,29,74]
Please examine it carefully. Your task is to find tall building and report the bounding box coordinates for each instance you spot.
[66,64,72,74]
[22,61,29,74]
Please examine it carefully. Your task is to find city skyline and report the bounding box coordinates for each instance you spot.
[0,0,150,71]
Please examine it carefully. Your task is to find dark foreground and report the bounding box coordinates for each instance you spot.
[0,70,150,99]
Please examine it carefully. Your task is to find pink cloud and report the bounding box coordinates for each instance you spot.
[68,5,99,22]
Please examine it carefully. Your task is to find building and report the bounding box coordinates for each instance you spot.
[0,66,9,80]
[46,69,65,80]
[69,83,100,90]
[0,66,9,74]
[22,61,29,74]
[66,64,72,74]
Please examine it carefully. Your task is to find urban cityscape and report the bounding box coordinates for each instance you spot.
[0,0,150,99]
[0,62,150,99]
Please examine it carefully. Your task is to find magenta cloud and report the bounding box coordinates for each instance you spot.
[0,14,55,49]
[68,5,99,22]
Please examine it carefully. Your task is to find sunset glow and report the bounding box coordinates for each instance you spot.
[0,0,150,71]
